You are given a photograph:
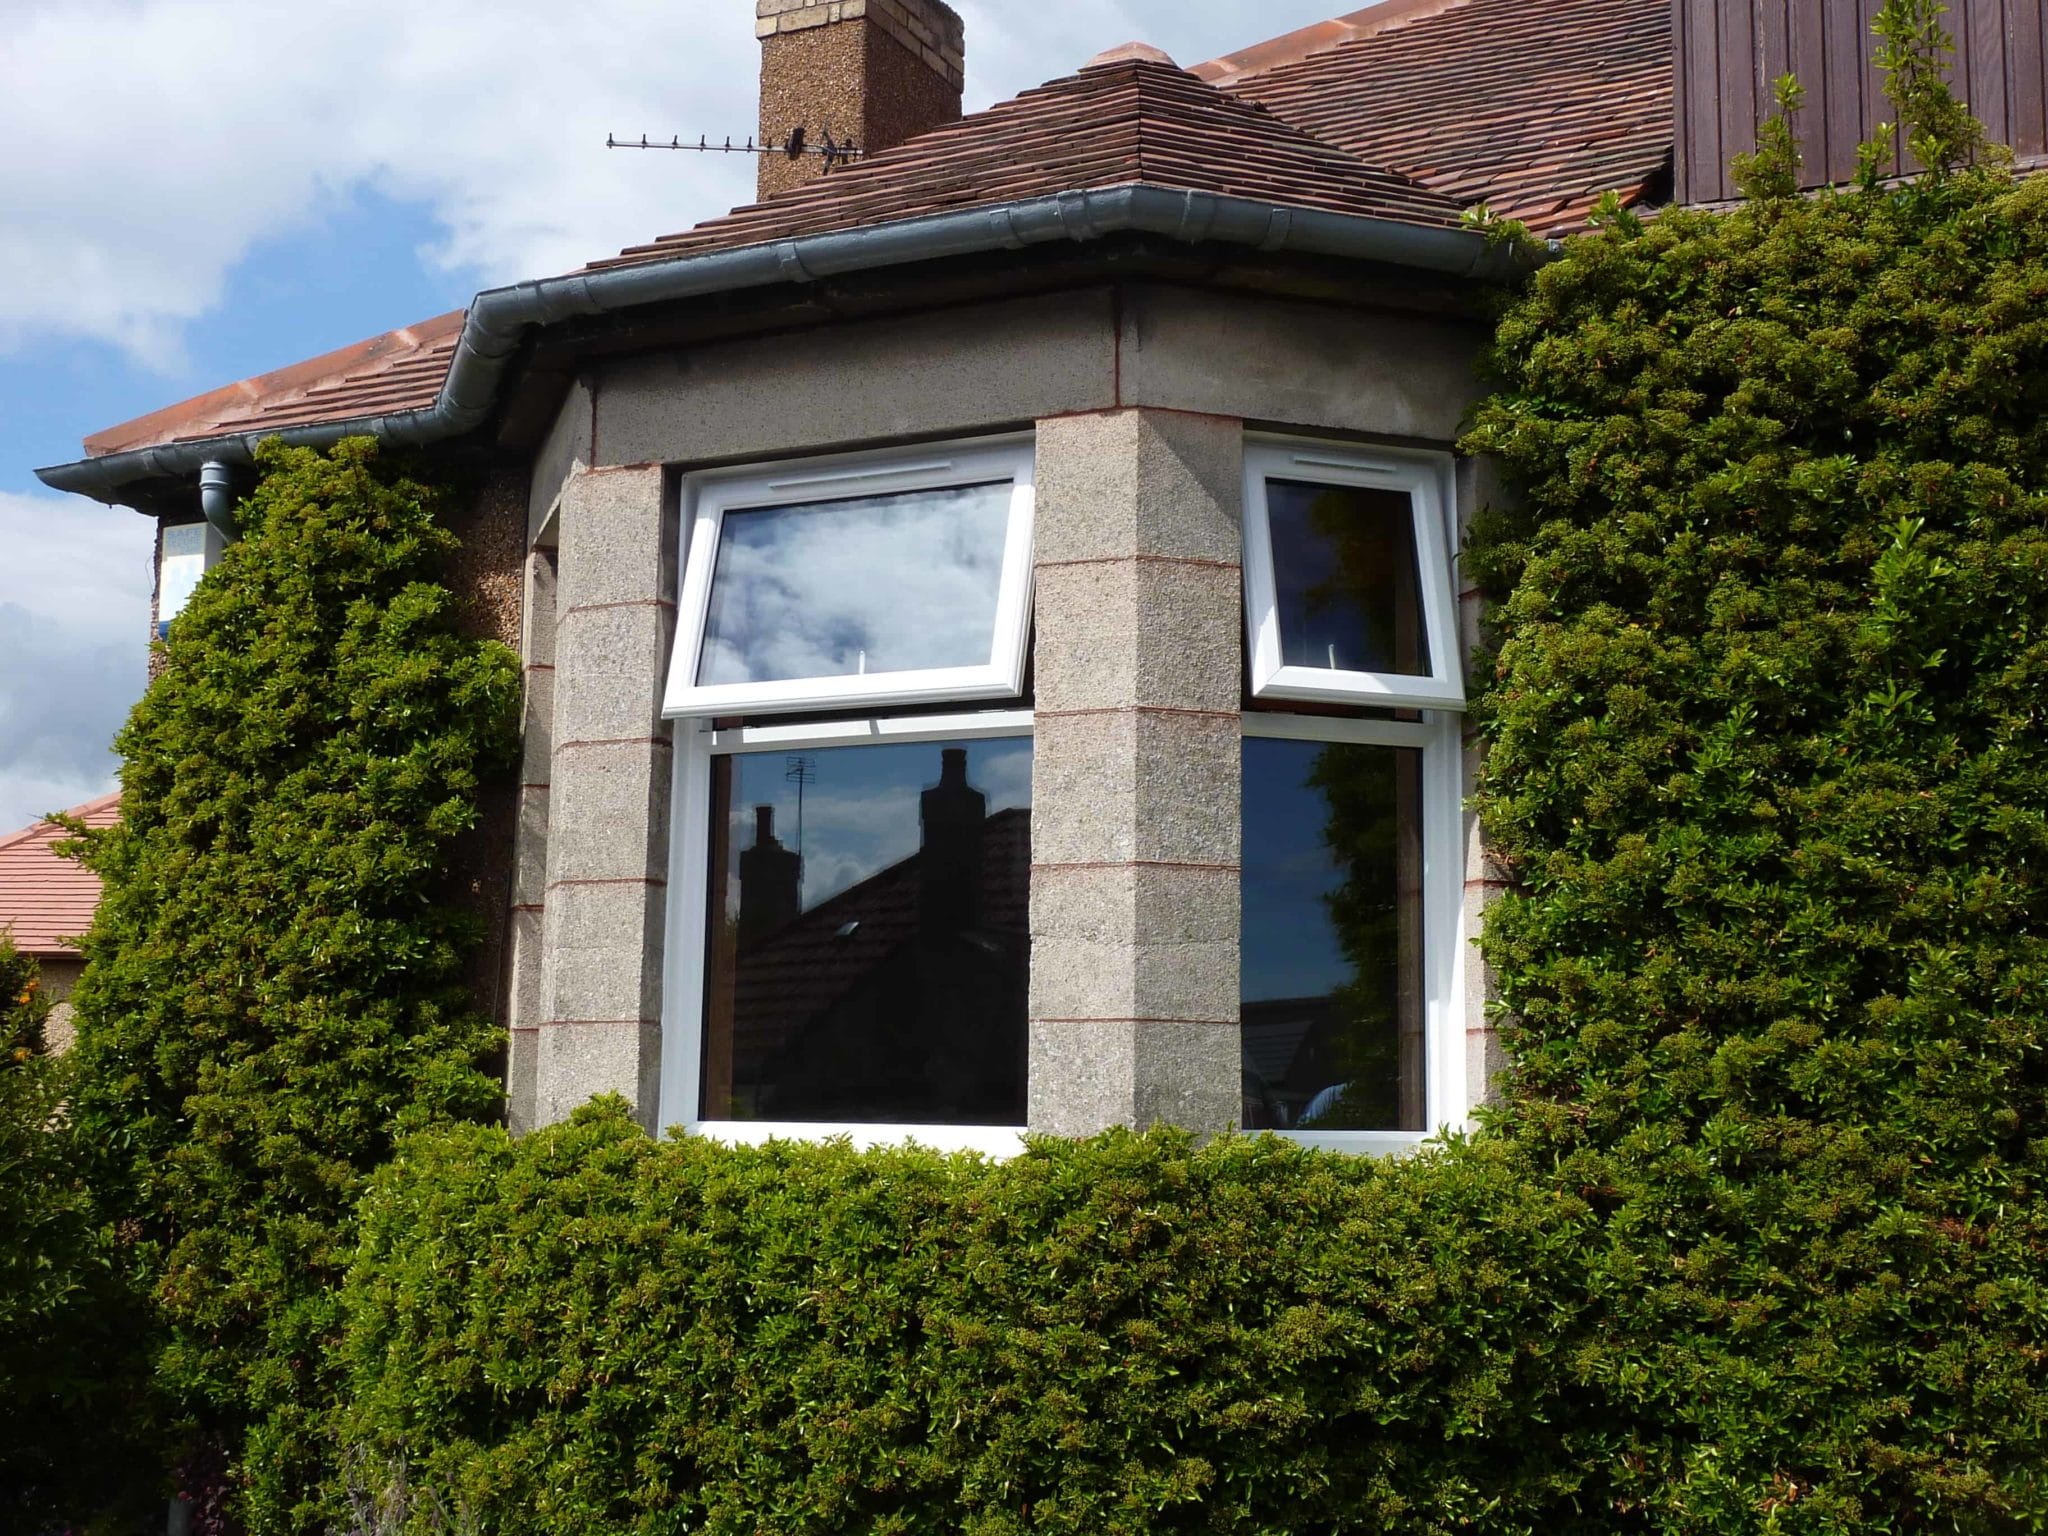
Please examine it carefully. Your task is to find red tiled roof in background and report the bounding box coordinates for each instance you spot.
[590,52,1464,273]
[82,310,466,458]
[1202,0,1673,235]
[0,792,118,956]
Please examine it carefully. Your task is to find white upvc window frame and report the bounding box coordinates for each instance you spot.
[1239,709,1470,1158]
[662,438,1036,720]
[660,707,1035,1156]
[1242,437,1465,712]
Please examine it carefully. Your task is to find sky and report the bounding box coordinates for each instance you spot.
[0,0,1370,833]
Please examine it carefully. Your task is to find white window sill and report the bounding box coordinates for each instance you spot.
[675,1121,1444,1159]
[679,1120,1029,1157]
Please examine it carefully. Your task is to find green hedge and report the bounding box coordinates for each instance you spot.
[62,437,522,1527]
[0,936,157,1529]
[1457,24,2048,1528]
[333,1105,1589,1536]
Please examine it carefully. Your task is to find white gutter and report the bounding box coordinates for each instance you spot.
[38,184,1524,506]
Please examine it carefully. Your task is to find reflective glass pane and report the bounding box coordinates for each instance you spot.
[1241,737,1424,1132]
[703,737,1032,1125]
[1267,479,1430,678]
[698,481,1012,685]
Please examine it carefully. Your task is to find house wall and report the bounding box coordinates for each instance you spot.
[34,953,85,1054]
[507,281,1502,1138]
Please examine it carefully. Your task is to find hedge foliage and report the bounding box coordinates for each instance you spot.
[61,437,521,1527]
[333,1105,1593,1536]
[1459,23,2048,1528]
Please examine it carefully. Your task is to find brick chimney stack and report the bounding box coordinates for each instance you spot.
[754,0,965,200]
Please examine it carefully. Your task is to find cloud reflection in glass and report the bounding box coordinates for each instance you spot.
[698,481,1012,686]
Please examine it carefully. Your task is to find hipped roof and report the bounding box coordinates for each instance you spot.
[54,0,1675,471]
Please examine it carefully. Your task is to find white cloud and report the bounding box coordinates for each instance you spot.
[0,0,761,367]
[0,0,1350,369]
[0,492,155,831]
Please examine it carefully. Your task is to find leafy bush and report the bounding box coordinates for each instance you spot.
[0,934,156,1530]
[332,1102,1588,1536]
[62,437,522,1529]
[1460,14,2048,1527]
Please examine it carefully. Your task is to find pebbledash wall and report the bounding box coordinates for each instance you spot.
[503,280,1506,1145]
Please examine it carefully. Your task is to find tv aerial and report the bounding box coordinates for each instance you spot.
[606,126,862,170]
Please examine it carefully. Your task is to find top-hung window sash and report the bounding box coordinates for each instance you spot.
[1241,440,1465,712]
[664,438,1036,719]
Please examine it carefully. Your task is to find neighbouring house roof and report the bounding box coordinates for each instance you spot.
[81,311,467,460]
[1199,0,1674,235]
[45,0,1672,487]
[0,792,118,957]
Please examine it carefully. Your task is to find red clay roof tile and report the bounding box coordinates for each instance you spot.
[1207,0,1673,235]
[82,310,466,458]
[0,792,118,956]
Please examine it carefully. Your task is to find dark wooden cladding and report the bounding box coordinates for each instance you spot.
[1675,0,2048,204]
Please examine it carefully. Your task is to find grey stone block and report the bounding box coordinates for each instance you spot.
[504,906,547,1029]
[506,1024,539,1137]
[533,1019,662,1131]
[1029,708,1138,866]
[595,291,1118,469]
[557,465,670,611]
[1465,1025,1507,1114]
[546,737,672,885]
[541,878,666,1025]
[1131,1018,1241,1132]
[1033,408,1243,567]
[523,548,559,668]
[552,601,674,746]
[1027,1018,1240,1136]
[510,784,550,908]
[1131,709,1240,867]
[1030,937,1237,1026]
[1031,709,1238,869]
[1031,558,1240,716]
[519,665,555,783]
[1030,862,1239,945]
[1027,1018,1136,1136]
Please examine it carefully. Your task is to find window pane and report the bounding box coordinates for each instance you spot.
[703,737,1031,1125]
[1267,479,1430,678]
[1241,737,1424,1132]
[699,482,1012,685]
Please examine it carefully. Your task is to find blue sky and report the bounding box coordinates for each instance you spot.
[0,0,1364,832]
